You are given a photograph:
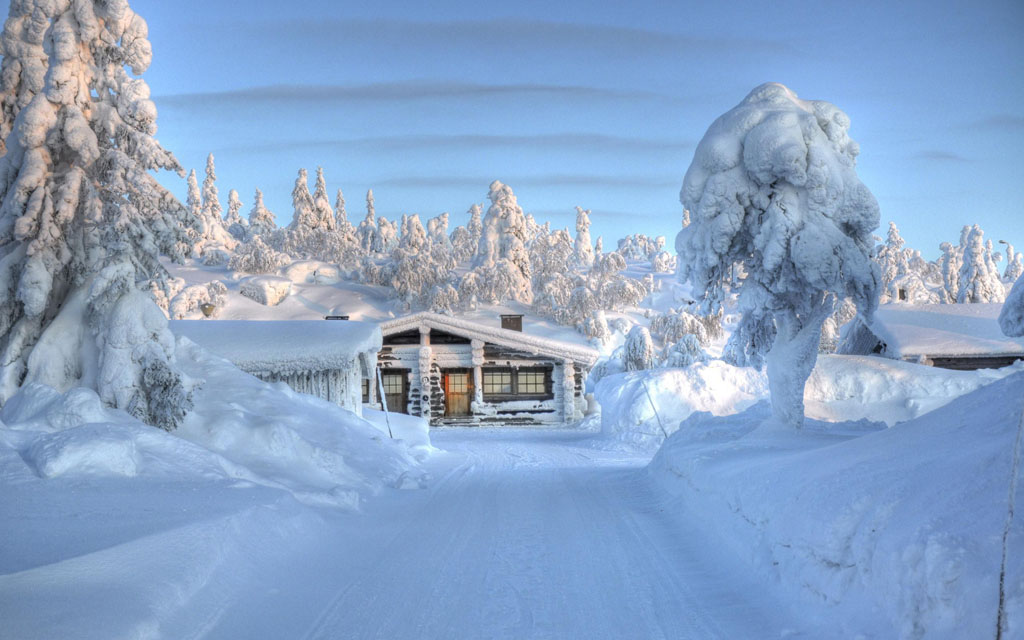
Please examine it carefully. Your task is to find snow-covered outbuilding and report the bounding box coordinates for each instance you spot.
[372,313,599,426]
[170,320,381,416]
[840,303,1024,370]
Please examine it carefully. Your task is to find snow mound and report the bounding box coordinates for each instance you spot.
[596,355,1022,447]
[1,341,426,507]
[174,337,423,506]
[363,408,433,454]
[595,360,767,448]
[649,371,1024,638]
[280,260,342,285]
[239,275,292,306]
[24,424,140,478]
[807,354,1020,425]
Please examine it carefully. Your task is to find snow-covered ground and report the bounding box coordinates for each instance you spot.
[648,370,1024,638]
[1,426,828,639]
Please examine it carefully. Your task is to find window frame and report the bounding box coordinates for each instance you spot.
[481,366,553,401]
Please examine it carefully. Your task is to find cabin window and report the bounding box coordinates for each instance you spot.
[483,370,513,395]
[517,370,545,394]
[482,367,552,399]
[382,373,404,396]
[361,378,369,402]
[447,373,469,393]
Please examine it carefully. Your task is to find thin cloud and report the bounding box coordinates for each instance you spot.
[238,17,798,59]
[157,81,690,109]
[915,150,969,162]
[216,133,694,156]
[368,174,680,190]
[977,114,1024,129]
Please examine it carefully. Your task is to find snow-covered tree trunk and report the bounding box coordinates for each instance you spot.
[765,298,832,426]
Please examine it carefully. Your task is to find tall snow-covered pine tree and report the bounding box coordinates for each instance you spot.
[0,0,194,428]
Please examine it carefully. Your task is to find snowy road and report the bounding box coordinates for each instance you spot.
[193,428,809,640]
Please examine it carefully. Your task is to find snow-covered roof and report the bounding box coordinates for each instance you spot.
[170,320,382,375]
[380,312,600,367]
[859,303,1024,358]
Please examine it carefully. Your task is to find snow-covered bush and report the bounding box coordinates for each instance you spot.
[201,248,231,266]
[426,283,460,314]
[228,236,291,274]
[650,311,709,346]
[661,334,708,368]
[169,281,228,319]
[622,326,655,371]
[149,277,186,314]
[677,83,880,427]
[578,309,610,342]
[651,251,675,273]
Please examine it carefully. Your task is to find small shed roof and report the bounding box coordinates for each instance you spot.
[171,320,382,375]
[844,303,1024,359]
[380,312,600,367]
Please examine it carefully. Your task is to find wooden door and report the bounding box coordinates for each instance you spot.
[444,370,472,417]
[381,371,408,414]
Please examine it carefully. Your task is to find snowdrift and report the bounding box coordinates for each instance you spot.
[1,338,427,508]
[596,355,1022,448]
[648,371,1024,638]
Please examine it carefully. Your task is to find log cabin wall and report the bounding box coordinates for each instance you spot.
[380,327,589,426]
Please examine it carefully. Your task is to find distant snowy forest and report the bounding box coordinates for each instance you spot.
[173,152,1023,363]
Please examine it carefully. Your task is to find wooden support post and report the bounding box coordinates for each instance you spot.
[471,339,484,406]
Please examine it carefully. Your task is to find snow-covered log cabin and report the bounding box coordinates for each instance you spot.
[371,313,599,426]
[839,303,1024,370]
[170,320,381,416]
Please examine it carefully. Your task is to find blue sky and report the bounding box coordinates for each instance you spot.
[134,0,1024,259]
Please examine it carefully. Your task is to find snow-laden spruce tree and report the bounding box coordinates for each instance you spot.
[334,188,353,234]
[0,0,194,428]
[450,203,482,263]
[474,180,532,303]
[677,83,880,427]
[247,187,275,238]
[196,153,235,254]
[574,206,594,268]
[357,189,378,253]
[957,225,1005,303]
[311,166,335,231]
[287,168,316,231]
[876,221,910,302]
[224,188,247,240]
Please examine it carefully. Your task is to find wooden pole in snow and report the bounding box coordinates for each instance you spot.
[376,367,394,439]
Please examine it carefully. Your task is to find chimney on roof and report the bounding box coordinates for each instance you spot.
[500,314,523,332]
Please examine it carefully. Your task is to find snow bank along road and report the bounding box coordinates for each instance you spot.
[198,428,813,639]
[2,427,818,639]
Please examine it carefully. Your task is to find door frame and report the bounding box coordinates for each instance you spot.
[379,368,409,414]
[442,368,474,417]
